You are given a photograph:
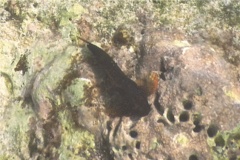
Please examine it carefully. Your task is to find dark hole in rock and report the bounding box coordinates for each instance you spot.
[36,16,41,21]
[157,118,169,126]
[214,134,225,147]
[160,57,167,72]
[182,99,193,110]
[167,108,175,123]
[106,121,112,132]
[122,145,128,151]
[193,114,202,126]
[130,130,138,138]
[33,2,38,8]
[136,141,141,149]
[160,73,166,81]
[23,94,34,106]
[193,125,203,133]
[207,124,218,137]
[179,111,190,122]
[14,54,29,75]
[154,92,164,115]
[128,153,133,160]
[28,135,39,157]
[113,118,122,138]
[189,154,198,160]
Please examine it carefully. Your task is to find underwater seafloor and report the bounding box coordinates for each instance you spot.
[0,0,240,160]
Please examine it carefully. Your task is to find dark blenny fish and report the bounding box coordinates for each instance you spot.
[80,38,150,117]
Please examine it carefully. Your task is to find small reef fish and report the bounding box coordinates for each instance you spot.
[79,37,151,117]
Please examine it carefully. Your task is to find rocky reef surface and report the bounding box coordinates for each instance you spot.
[0,0,240,160]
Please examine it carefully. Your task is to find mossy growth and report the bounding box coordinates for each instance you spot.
[207,124,240,160]
[0,154,10,160]
[0,72,14,95]
[62,78,92,107]
[152,1,240,33]
[4,0,26,22]
[150,138,160,150]
[112,25,135,47]
[224,87,240,104]
[57,3,86,43]
[92,1,147,39]
[0,101,35,159]
[58,110,95,160]
[2,1,86,43]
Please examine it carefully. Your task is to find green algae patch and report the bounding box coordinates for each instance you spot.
[63,78,91,107]
[30,45,82,118]
[152,1,240,33]
[58,3,86,43]
[223,87,240,104]
[59,3,85,27]
[58,110,95,160]
[207,124,240,160]
[0,154,11,160]
[150,138,160,150]
[174,133,189,147]
[0,72,13,104]
[0,101,35,160]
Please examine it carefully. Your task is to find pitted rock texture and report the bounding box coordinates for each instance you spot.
[77,29,240,160]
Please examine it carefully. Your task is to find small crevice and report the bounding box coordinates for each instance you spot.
[159,57,167,81]
[113,117,122,138]
[97,134,114,160]
[167,108,175,123]
[154,92,164,115]
[157,118,169,126]
[122,145,127,151]
[135,141,141,149]
[128,153,134,160]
